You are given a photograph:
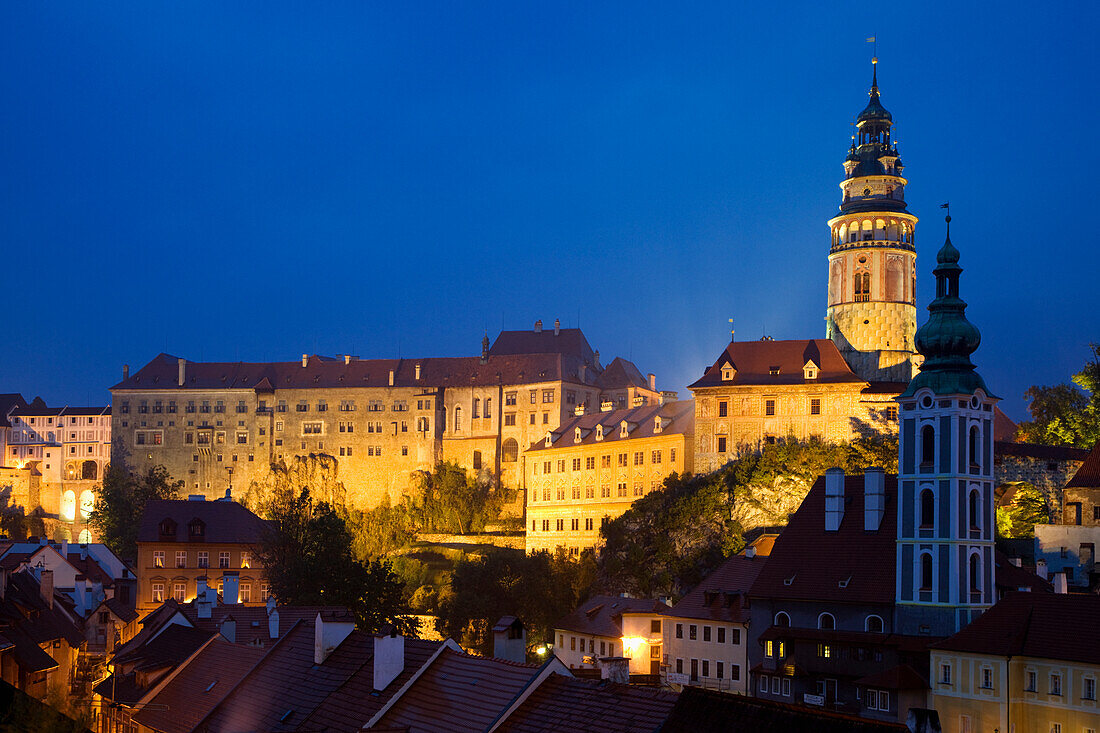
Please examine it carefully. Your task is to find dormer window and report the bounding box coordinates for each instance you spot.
[596,425,604,441]
[158,519,177,538]
[768,365,781,376]
[189,519,206,539]
[545,432,554,448]
[803,360,819,380]
[720,362,735,381]
[654,417,662,433]
[574,427,582,443]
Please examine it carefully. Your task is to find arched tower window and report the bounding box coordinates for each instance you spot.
[454,406,463,432]
[829,261,843,306]
[920,425,935,467]
[920,489,935,528]
[817,613,835,630]
[969,489,981,532]
[886,258,904,302]
[861,220,873,241]
[472,398,480,419]
[854,271,871,302]
[920,553,934,591]
[969,553,982,598]
[969,426,981,470]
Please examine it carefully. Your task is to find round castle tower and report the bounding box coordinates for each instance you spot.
[826,60,918,383]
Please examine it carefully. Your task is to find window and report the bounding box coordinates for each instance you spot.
[505,392,517,406]
[151,583,164,603]
[175,551,187,568]
[153,551,164,568]
[703,626,712,642]
[173,583,186,602]
[650,619,661,634]
[759,676,769,693]
[781,678,790,696]
[810,398,821,415]
[689,625,697,640]
[241,552,250,569]
[617,482,627,497]
[920,489,935,528]
[981,667,993,689]
[854,270,870,302]
[219,551,230,568]
[865,615,884,633]
[504,413,516,426]
[542,390,555,403]
[633,451,643,466]
[921,425,935,465]
[1025,670,1037,692]
[817,613,835,630]
[240,584,251,602]
[702,660,710,678]
[940,663,952,685]
[572,458,581,471]
[1084,677,1096,701]
[765,399,776,416]
[198,551,209,568]
[718,401,727,417]
[717,627,725,643]
[969,425,981,469]
[1050,673,1062,696]
[717,661,724,679]
[676,624,683,639]
[816,644,831,658]
[585,518,593,530]
[969,490,981,531]
[774,611,790,627]
[676,659,683,674]
[717,437,727,454]
[454,406,463,431]
[585,456,595,470]
[601,455,611,468]
[529,390,537,405]
[920,552,934,591]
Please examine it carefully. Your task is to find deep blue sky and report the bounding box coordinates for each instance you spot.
[2,2,1097,420]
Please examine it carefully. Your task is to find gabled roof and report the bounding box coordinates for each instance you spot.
[555,595,669,638]
[495,674,679,733]
[659,685,907,732]
[179,602,345,647]
[932,591,1100,665]
[0,571,84,674]
[666,555,765,623]
[689,339,865,390]
[0,393,27,427]
[1065,440,1100,489]
[526,400,693,453]
[489,327,596,365]
[748,473,898,605]
[10,404,110,417]
[595,357,650,391]
[367,646,546,733]
[112,624,214,671]
[137,499,270,545]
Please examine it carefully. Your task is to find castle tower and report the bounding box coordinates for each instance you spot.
[826,60,918,383]
[894,216,997,636]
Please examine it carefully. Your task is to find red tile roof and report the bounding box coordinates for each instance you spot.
[178,602,344,647]
[596,357,651,391]
[749,473,899,605]
[526,400,693,452]
[994,551,1052,595]
[495,674,679,733]
[689,339,865,390]
[933,591,1100,665]
[489,327,596,365]
[368,647,545,733]
[1065,440,1100,488]
[137,498,270,545]
[132,637,265,733]
[993,407,1018,442]
[666,555,765,623]
[994,441,1089,463]
[555,595,670,638]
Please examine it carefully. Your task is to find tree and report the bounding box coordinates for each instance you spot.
[407,461,505,535]
[996,482,1050,539]
[88,464,182,561]
[1017,344,1100,448]
[254,485,415,634]
[435,547,596,658]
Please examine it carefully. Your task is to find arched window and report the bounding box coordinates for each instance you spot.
[921,425,935,466]
[969,426,981,469]
[969,553,981,595]
[854,271,871,302]
[817,613,835,630]
[79,490,95,521]
[472,450,482,470]
[81,460,97,480]
[774,612,791,627]
[969,489,981,531]
[920,489,935,528]
[861,220,873,240]
[865,615,884,633]
[454,406,463,432]
[60,490,76,523]
[920,553,934,590]
[886,258,904,302]
[501,438,518,462]
[472,398,480,419]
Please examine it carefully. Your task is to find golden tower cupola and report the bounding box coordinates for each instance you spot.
[826,59,919,384]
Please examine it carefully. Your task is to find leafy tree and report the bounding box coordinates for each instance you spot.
[995,482,1050,539]
[88,464,183,561]
[1017,344,1100,448]
[406,461,506,535]
[255,485,416,634]
[435,547,596,658]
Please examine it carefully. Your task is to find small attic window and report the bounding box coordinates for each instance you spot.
[574,427,582,443]
[620,422,630,438]
[803,361,819,380]
[654,417,662,433]
[720,363,735,381]
[158,519,177,538]
[596,425,604,440]
[768,365,781,376]
[189,519,206,538]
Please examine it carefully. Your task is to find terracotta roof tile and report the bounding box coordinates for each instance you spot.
[1065,440,1100,488]
[137,499,270,545]
[496,674,679,733]
[555,596,669,638]
[666,555,766,623]
[933,591,1100,665]
[526,401,693,453]
[689,339,865,390]
[994,441,1089,463]
[489,327,596,364]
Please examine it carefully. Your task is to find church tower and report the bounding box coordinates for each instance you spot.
[894,216,997,636]
[826,60,918,383]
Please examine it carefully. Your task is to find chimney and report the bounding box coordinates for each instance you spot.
[40,569,54,609]
[75,576,87,616]
[864,467,886,531]
[344,354,351,365]
[534,319,543,333]
[266,594,276,615]
[61,539,69,560]
[415,363,421,380]
[220,614,236,643]
[1053,572,1068,594]
[388,369,394,386]
[123,364,130,380]
[196,577,212,618]
[268,608,280,640]
[0,566,7,601]
[553,318,560,336]
[492,617,526,664]
[598,656,630,684]
[825,468,845,532]
[594,350,600,369]
[648,373,656,391]
[1035,559,1048,581]
[302,354,308,368]
[373,626,406,690]
[80,544,88,560]
[222,572,239,605]
[178,358,187,386]
[745,545,757,559]
[1009,557,1022,567]
[315,611,355,665]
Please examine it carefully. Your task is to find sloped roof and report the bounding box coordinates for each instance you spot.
[99,596,140,623]
[749,473,899,605]
[526,400,693,453]
[137,499,270,545]
[993,407,1018,442]
[933,591,1100,665]
[689,339,865,390]
[994,441,1089,463]
[667,555,765,623]
[112,351,594,392]
[994,550,1052,595]
[10,405,110,417]
[659,685,907,732]
[555,595,669,638]
[179,602,346,647]
[0,394,27,427]
[495,674,679,733]
[367,646,546,733]
[489,327,596,365]
[131,637,265,733]
[112,624,214,671]
[596,357,650,391]
[1065,440,1100,489]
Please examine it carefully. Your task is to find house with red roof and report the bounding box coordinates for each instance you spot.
[552,595,670,674]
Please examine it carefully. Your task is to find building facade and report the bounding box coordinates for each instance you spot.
[524,400,693,554]
[552,595,668,672]
[111,323,660,511]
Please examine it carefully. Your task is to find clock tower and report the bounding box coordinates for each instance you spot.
[826,60,918,383]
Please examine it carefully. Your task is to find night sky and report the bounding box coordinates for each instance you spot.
[1,2,1097,420]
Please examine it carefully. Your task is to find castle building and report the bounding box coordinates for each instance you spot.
[894,217,997,636]
[523,399,693,554]
[690,63,913,468]
[111,323,660,510]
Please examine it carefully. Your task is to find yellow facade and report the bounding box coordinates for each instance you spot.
[930,650,1100,733]
[524,401,692,554]
[136,541,266,613]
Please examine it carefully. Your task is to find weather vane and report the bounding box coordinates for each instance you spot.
[728,318,735,341]
[867,35,877,63]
